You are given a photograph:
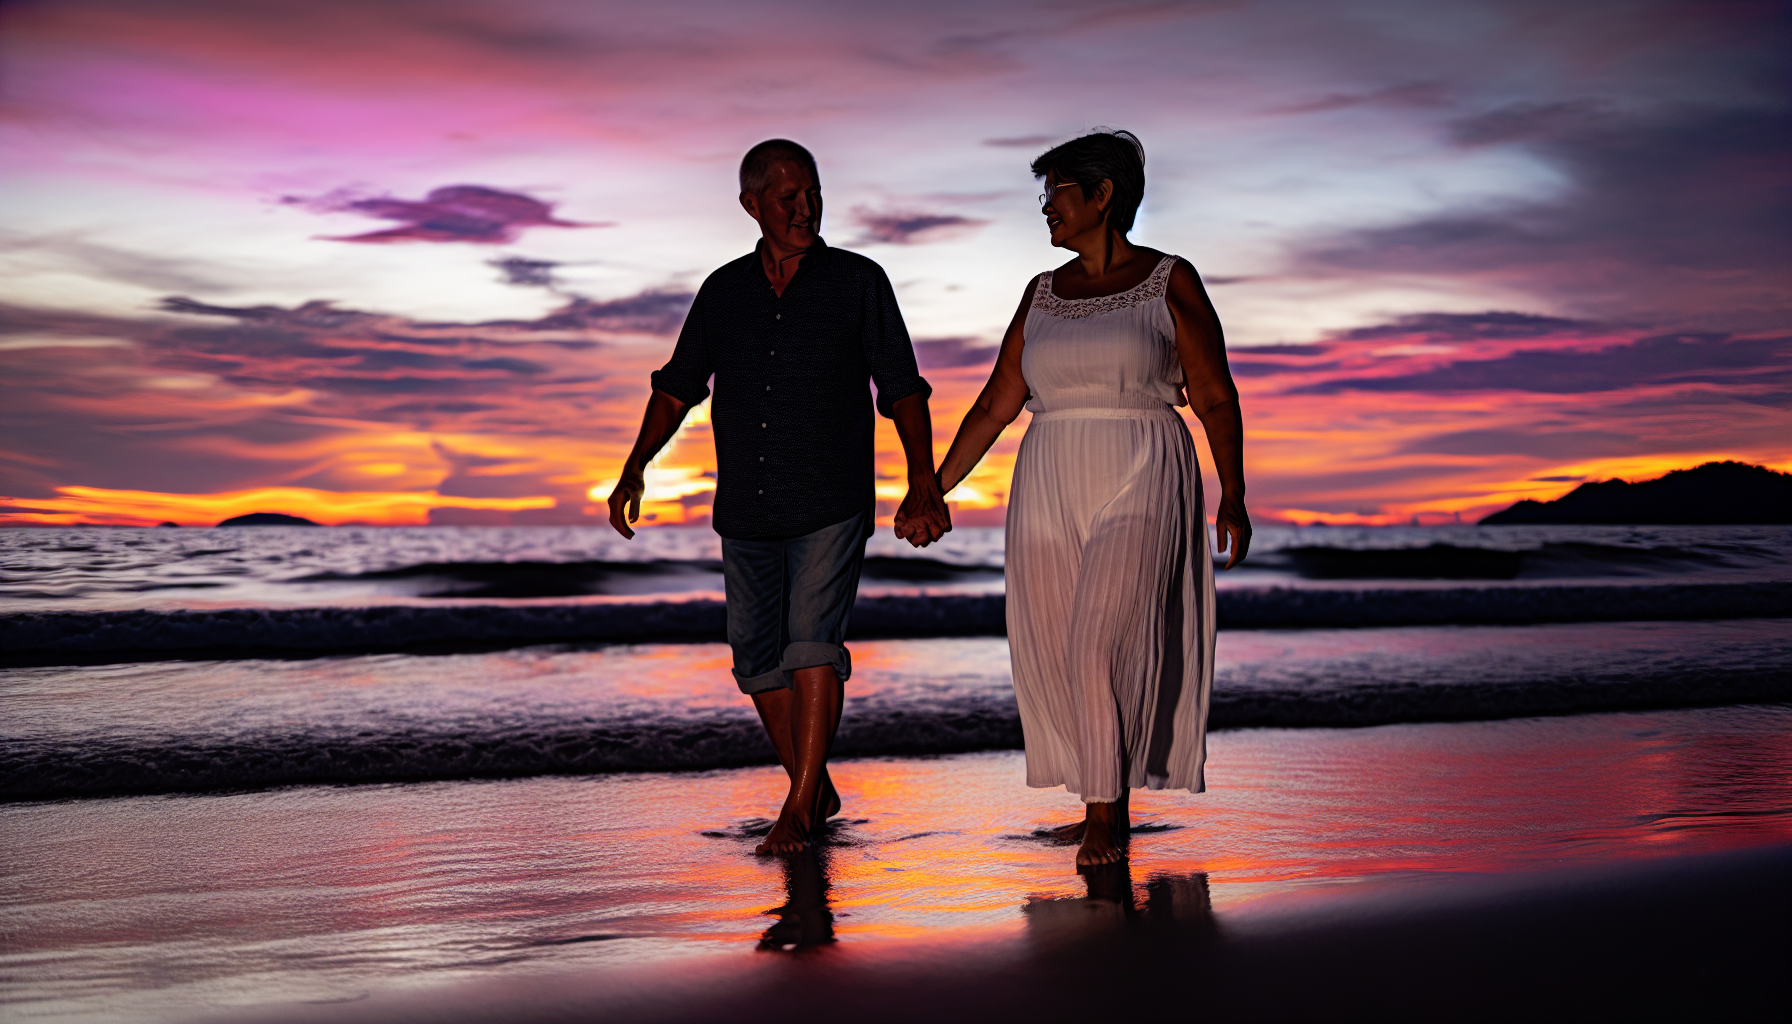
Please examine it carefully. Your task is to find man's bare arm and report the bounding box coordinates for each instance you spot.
[891,391,950,546]
[607,389,691,539]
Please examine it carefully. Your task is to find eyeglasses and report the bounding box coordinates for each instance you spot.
[1038,182,1079,210]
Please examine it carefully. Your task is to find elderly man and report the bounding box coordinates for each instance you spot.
[608,139,951,854]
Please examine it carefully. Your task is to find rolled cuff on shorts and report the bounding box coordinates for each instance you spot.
[732,642,853,694]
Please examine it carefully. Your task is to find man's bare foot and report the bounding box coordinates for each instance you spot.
[755,803,817,856]
[1044,820,1085,842]
[1075,800,1128,867]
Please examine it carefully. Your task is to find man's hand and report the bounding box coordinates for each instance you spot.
[607,466,646,539]
[1215,492,1252,570]
[894,473,952,548]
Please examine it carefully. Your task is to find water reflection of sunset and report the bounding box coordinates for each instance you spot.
[8,704,1785,1013]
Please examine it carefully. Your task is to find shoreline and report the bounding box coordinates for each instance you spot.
[6,705,1790,1022]
[220,844,1792,1024]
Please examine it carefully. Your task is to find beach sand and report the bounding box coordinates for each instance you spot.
[4,703,1790,1023]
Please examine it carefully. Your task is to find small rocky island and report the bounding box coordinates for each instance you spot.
[216,512,320,527]
[1480,461,1791,525]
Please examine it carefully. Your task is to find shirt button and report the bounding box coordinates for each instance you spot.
[759,456,764,462]
[758,489,764,494]
[775,314,781,320]
[765,385,771,391]
[769,350,775,356]
[761,422,767,428]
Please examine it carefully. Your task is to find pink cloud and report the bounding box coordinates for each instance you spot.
[849,206,989,246]
[286,185,603,244]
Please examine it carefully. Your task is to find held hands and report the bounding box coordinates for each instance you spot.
[606,466,646,539]
[893,472,953,548]
[1215,492,1252,570]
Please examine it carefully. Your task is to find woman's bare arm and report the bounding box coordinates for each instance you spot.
[1165,259,1251,568]
[934,277,1038,495]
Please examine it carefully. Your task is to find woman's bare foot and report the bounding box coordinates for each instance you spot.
[1075,799,1129,867]
[821,771,841,820]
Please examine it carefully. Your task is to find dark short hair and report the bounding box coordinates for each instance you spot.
[1030,129,1146,235]
[739,139,819,194]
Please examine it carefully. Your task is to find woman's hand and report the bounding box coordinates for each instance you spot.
[1214,492,1251,569]
[894,473,952,547]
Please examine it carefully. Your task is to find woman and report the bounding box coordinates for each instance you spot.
[908,130,1250,866]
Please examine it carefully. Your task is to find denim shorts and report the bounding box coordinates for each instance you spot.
[721,507,871,694]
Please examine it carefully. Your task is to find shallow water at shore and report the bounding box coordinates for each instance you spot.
[4,703,1789,1022]
[7,621,1789,800]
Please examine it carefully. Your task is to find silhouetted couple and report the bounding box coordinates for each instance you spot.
[610,133,1249,865]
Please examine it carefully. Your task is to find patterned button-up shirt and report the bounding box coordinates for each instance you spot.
[651,238,931,540]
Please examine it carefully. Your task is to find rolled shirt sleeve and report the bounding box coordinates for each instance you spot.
[862,264,931,418]
[649,284,714,406]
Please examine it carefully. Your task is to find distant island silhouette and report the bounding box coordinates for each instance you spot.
[217,512,320,527]
[1480,461,1791,525]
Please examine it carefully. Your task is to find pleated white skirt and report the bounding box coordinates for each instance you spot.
[1004,406,1215,802]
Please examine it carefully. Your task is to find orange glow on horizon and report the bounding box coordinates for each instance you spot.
[0,485,556,527]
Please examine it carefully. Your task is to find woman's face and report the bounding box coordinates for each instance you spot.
[1041,169,1104,248]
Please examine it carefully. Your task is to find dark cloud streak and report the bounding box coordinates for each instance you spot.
[1288,332,1792,396]
[285,185,603,244]
[850,207,989,245]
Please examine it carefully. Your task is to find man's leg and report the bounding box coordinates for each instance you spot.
[755,664,844,855]
[750,687,840,819]
[755,510,868,856]
[721,535,817,822]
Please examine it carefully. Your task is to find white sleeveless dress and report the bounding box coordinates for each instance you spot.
[1005,254,1216,802]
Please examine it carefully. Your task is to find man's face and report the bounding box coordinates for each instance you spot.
[742,159,821,251]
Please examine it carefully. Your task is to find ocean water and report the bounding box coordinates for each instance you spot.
[1,523,1787,800]
[5,523,1788,610]
[2,524,1788,1021]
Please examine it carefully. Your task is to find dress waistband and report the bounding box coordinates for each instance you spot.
[1028,405,1180,423]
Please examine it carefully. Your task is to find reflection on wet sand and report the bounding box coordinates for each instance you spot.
[759,847,837,952]
[1024,864,1216,945]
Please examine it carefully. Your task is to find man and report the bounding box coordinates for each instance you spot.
[608,139,951,855]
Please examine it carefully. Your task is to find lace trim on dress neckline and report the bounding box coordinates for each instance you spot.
[1032,254,1177,320]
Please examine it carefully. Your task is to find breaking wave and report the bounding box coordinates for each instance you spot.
[6,654,1786,802]
[4,583,1787,664]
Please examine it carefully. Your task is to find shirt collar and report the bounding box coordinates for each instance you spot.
[748,235,830,285]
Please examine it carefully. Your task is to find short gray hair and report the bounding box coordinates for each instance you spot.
[739,139,819,194]
[1030,129,1146,236]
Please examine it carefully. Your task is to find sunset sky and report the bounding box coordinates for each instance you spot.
[2,0,1787,528]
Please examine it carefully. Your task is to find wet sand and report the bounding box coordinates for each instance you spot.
[4,704,1790,1022]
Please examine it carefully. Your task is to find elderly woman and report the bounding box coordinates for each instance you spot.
[908,130,1250,866]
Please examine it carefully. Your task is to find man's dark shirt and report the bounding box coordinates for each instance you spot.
[651,238,930,541]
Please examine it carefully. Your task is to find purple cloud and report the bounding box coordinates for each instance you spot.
[1299,104,1792,329]
[850,207,989,245]
[490,256,559,288]
[1288,332,1792,396]
[497,292,694,336]
[1265,81,1450,116]
[1329,311,1595,342]
[286,185,602,244]
[1397,428,1645,459]
[913,336,998,370]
